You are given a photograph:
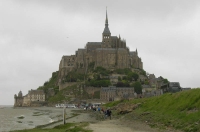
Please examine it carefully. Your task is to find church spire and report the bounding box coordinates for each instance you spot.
[136,48,138,55]
[103,7,111,34]
[105,7,108,25]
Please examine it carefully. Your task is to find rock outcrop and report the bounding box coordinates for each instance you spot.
[113,103,141,114]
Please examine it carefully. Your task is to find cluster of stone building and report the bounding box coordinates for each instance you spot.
[56,10,169,101]
[100,73,166,101]
[14,89,54,107]
[100,86,135,101]
[58,10,143,83]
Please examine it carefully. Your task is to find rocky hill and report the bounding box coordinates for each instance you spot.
[37,66,169,105]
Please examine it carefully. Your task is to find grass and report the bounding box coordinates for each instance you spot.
[11,122,92,132]
[105,88,200,132]
[35,113,79,128]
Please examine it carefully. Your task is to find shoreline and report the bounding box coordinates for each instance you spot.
[8,109,99,132]
[0,107,84,132]
[3,107,183,132]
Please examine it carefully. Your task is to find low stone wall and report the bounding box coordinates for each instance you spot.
[30,101,48,107]
[143,89,163,98]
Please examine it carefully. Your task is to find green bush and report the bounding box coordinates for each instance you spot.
[87,79,111,87]
[132,81,142,94]
[115,68,132,75]
[88,62,95,71]
[37,71,59,94]
[94,66,110,76]
[65,71,84,82]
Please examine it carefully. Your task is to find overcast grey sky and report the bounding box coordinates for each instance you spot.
[0,0,200,105]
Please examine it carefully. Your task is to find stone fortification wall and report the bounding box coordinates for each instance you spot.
[59,82,77,90]
[84,87,101,95]
[29,101,48,107]
[76,69,86,74]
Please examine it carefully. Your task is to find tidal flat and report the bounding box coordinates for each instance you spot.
[0,106,75,132]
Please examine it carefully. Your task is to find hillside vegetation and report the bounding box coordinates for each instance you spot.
[37,71,59,94]
[48,84,90,103]
[105,89,200,132]
[37,67,169,104]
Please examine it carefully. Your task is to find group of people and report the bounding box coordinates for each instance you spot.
[86,104,112,120]
[98,106,112,120]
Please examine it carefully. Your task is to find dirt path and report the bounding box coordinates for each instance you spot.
[42,112,97,129]
[88,120,138,132]
[87,118,182,132]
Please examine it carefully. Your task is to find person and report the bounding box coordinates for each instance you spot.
[97,105,101,113]
[101,107,105,114]
[106,108,112,120]
[104,108,107,119]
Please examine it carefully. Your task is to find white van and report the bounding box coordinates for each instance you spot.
[67,104,76,108]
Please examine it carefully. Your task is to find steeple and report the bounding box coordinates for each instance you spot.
[105,8,108,25]
[103,8,111,35]
[136,48,138,55]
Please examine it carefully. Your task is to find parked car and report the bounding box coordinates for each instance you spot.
[55,104,61,108]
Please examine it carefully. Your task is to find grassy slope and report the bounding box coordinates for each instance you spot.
[105,88,200,132]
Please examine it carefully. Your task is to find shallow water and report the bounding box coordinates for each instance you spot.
[0,106,72,132]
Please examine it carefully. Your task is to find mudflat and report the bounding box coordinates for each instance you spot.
[0,107,78,132]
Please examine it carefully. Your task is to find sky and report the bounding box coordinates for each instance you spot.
[0,0,200,105]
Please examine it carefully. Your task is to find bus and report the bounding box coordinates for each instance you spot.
[160,82,182,93]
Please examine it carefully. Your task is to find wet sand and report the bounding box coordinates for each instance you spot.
[0,107,79,132]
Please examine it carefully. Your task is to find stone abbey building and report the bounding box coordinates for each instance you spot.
[58,10,143,81]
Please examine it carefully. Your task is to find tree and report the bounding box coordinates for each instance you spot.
[140,69,146,76]
[116,81,124,87]
[163,79,169,84]
[133,82,142,94]
[128,72,139,81]
[87,79,111,87]
[118,76,122,81]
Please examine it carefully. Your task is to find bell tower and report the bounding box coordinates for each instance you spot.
[102,8,111,48]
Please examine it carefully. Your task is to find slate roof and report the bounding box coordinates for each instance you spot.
[103,26,111,34]
[87,42,102,45]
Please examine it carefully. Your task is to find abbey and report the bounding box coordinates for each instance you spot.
[58,10,143,80]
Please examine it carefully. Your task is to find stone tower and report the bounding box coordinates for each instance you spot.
[102,9,111,48]
[14,91,23,107]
